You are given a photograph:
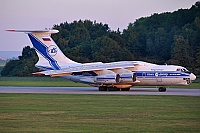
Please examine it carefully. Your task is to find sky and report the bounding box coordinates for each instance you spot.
[0,0,198,51]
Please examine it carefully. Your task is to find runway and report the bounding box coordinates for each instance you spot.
[0,86,199,96]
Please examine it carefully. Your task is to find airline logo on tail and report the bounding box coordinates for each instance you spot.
[42,37,58,56]
[48,45,57,56]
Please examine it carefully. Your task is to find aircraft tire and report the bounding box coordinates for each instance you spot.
[108,87,120,91]
[99,86,107,91]
[121,88,130,91]
[116,88,120,91]
[158,87,166,92]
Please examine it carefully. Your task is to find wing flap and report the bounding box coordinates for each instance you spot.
[50,73,72,77]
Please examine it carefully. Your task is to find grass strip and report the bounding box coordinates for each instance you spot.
[0,94,199,132]
[0,77,89,87]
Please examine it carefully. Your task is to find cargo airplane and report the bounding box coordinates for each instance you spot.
[7,29,196,92]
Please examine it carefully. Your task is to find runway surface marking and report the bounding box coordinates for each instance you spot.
[0,86,199,96]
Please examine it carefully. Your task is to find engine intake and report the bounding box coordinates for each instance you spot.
[120,72,137,83]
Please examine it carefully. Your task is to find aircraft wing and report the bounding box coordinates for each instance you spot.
[33,61,138,77]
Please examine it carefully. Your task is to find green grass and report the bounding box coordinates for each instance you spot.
[0,94,199,132]
[0,77,89,87]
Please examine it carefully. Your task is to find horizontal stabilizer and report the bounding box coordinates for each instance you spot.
[6,29,59,34]
[32,72,45,76]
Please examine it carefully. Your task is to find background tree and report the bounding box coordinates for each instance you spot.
[1,46,39,76]
[171,35,193,67]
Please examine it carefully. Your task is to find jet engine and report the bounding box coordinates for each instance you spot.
[94,74,120,84]
[119,72,137,83]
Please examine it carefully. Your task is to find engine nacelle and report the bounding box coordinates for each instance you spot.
[94,74,120,84]
[120,72,137,83]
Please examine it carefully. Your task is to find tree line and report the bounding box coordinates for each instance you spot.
[1,1,200,76]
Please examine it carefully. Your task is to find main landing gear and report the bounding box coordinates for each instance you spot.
[158,87,166,92]
[99,86,166,92]
[99,86,130,91]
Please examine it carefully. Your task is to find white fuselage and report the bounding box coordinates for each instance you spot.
[62,61,196,88]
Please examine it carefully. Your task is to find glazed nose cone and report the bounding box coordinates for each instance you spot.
[190,73,196,81]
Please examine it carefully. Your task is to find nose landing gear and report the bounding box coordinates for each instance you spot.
[158,87,166,92]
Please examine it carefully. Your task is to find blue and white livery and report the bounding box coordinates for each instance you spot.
[7,29,196,92]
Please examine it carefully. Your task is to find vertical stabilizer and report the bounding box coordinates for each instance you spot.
[7,29,80,70]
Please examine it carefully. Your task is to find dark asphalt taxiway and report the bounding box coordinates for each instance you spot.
[0,86,199,96]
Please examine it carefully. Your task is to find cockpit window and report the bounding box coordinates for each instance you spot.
[181,68,186,72]
[177,68,191,74]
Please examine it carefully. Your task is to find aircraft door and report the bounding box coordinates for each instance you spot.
[155,72,162,82]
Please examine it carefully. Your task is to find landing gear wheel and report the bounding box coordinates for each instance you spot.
[158,87,166,92]
[99,86,107,91]
[121,88,130,91]
[108,87,120,91]
[115,88,120,91]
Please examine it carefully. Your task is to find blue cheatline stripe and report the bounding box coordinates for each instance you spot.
[135,71,190,78]
[28,34,60,70]
[97,78,115,80]
[121,76,132,79]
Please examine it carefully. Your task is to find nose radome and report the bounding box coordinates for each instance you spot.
[190,73,196,81]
